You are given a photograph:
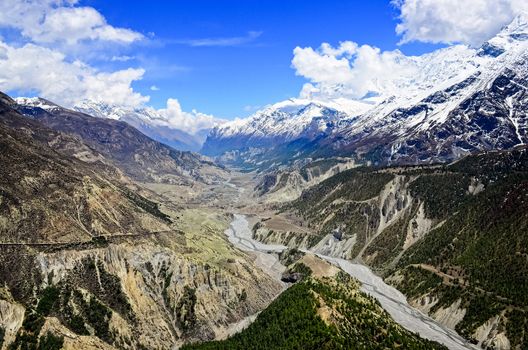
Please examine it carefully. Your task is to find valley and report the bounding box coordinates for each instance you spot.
[1,12,528,350]
[1,87,527,350]
[141,163,479,349]
[219,212,475,349]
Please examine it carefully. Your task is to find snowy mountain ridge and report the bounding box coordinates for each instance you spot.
[202,14,528,167]
[73,100,212,152]
[14,97,214,152]
[14,97,61,111]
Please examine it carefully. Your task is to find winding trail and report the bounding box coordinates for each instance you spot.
[225,213,477,350]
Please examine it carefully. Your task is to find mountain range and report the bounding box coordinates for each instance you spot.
[14,97,227,185]
[202,14,528,170]
[72,100,215,152]
[2,11,528,350]
[15,14,528,171]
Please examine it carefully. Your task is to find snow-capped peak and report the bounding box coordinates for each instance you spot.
[14,97,60,111]
[500,11,528,37]
[74,100,141,121]
[211,98,361,139]
[480,12,528,56]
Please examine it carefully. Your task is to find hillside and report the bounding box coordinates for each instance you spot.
[15,97,227,185]
[0,92,282,349]
[253,147,528,349]
[0,92,174,243]
[254,158,357,203]
[183,256,446,350]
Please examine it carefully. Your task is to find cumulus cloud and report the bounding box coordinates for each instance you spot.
[0,0,149,108]
[0,0,143,45]
[0,0,219,127]
[393,0,528,46]
[157,98,225,134]
[0,41,148,107]
[292,41,416,100]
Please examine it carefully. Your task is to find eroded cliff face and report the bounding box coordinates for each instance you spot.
[404,291,513,350]
[255,158,357,204]
[0,210,282,350]
[254,173,419,262]
[0,300,24,349]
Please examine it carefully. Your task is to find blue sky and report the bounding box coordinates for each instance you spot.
[82,0,444,118]
[0,0,523,128]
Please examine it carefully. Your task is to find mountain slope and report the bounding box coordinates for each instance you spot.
[254,147,528,349]
[184,255,446,350]
[15,97,227,185]
[0,92,173,243]
[331,28,528,164]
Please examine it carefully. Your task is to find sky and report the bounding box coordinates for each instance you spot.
[80,0,442,117]
[0,0,527,132]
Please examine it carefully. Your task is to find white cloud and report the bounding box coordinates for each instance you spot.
[393,0,528,46]
[319,41,358,57]
[175,31,262,47]
[150,85,160,91]
[111,55,134,62]
[0,41,148,107]
[157,98,225,134]
[0,0,149,108]
[0,0,143,45]
[292,41,416,100]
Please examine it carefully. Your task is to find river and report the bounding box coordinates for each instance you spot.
[225,213,477,350]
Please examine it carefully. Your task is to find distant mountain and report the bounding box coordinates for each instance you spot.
[202,14,528,170]
[73,100,212,152]
[202,98,371,157]
[15,97,227,185]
